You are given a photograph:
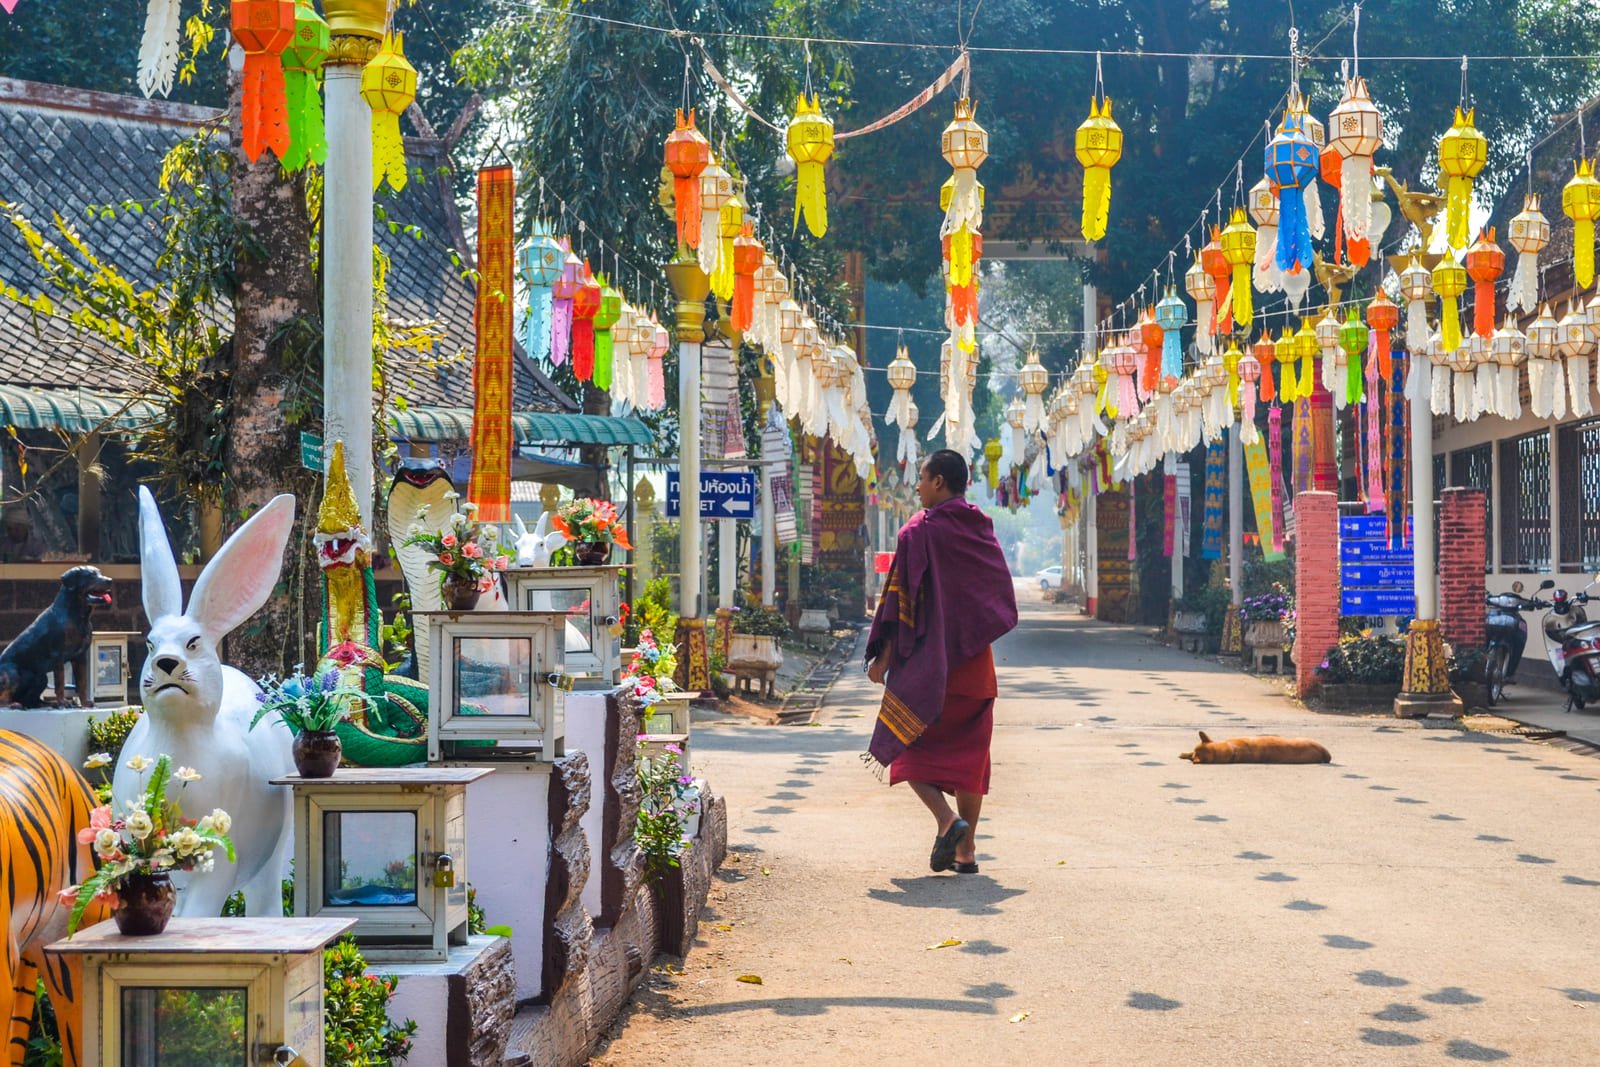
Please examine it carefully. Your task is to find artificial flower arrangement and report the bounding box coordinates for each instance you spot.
[622,627,679,708]
[553,498,633,550]
[61,753,235,935]
[401,496,514,596]
[1239,582,1293,623]
[251,659,369,734]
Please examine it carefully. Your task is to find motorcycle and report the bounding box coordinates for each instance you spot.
[1484,587,1538,706]
[1530,578,1600,711]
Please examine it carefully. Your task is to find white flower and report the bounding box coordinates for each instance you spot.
[151,847,175,870]
[171,828,205,858]
[448,512,467,527]
[83,752,112,770]
[206,808,232,836]
[463,501,479,515]
[482,524,500,543]
[174,766,202,783]
[93,828,118,857]
[124,754,151,773]
[123,811,153,841]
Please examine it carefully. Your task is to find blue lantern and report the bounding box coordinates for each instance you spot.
[517,220,564,364]
[1154,287,1188,381]
[1264,97,1318,275]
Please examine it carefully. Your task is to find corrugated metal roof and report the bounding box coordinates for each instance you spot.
[392,406,653,447]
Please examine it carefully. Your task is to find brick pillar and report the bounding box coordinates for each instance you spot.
[1294,491,1340,698]
[1438,488,1487,651]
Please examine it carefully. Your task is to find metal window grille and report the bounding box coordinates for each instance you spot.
[1498,431,1551,571]
[1557,419,1600,573]
[1449,444,1494,571]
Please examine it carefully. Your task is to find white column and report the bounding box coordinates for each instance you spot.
[323,66,375,526]
[1228,426,1244,606]
[678,341,702,618]
[1411,353,1438,620]
[1168,452,1184,600]
[759,460,776,607]
[717,517,736,609]
[1085,486,1099,612]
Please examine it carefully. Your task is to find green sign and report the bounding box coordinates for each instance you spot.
[299,432,323,472]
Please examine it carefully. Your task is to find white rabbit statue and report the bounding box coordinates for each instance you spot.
[513,512,568,567]
[113,487,297,918]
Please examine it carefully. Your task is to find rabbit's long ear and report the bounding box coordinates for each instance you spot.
[188,494,297,642]
[514,515,529,539]
[535,512,551,538]
[138,486,183,623]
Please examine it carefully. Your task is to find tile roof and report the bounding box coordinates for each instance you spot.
[0,77,574,414]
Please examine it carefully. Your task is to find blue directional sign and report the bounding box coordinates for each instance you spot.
[1339,515,1414,617]
[665,470,757,520]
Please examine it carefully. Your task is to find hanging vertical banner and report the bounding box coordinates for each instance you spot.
[1268,406,1287,552]
[1243,435,1284,562]
[467,164,514,522]
[1128,478,1138,562]
[1388,355,1408,550]
[1292,394,1314,493]
[1177,460,1192,557]
[1201,440,1227,560]
[1365,362,1386,513]
[1162,464,1178,558]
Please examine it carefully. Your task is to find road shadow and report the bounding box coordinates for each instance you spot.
[1444,1039,1509,1061]
[866,875,1026,917]
[685,994,999,1018]
[1126,992,1182,1011]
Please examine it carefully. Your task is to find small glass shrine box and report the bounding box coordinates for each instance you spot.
[422,610,568,762]
[55,631,141,705]
[46,917,354,1067]
[272,767,493,962]
[503,564,626,687]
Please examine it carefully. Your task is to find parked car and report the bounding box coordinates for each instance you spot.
[1036,565,1063,590]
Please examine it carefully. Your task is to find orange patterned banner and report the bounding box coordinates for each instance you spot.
[468,164,514,522]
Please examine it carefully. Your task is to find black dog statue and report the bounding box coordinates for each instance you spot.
[0,565,114,707]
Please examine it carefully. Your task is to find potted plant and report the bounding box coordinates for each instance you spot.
[401,499,514,610]
[624,628,682,734]
[635,742,701,955]
[1315,632,1407,709]
[252,659,369,778]
[61,753,235,936]
[552,498,633,566]
[1241,583,1293,650]
[728,604,786,689]
[1449,644,1491,710]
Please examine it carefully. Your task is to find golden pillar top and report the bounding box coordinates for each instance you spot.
[324,0,386,64]
[664,257,709,344]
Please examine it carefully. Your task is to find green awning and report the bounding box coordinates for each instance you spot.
[0,384,157,432]
[392,406,654,447]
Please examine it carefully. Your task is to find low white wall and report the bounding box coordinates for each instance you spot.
[0,707,103,768]
[562,690,613,923]
[464,763,552,1001]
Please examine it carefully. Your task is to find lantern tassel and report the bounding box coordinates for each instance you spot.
[138,0,182,98]
[524,286,552,365]
[1082,166,1111,243]
[1406,298,1429,353]
[1297,350,1315,402]
[1277,358,1295,402]
[1229,262,1251,329]
[1570,355,1595,417]
[733,273,755,333]
[1241,379,1258,443]
[1577,219,1596,291]
[1428,359,1450,415]
[282,64,326,171]
[1499,361,1522,420]
[1195,299,1214,356]
[593,328,613,391]
[1304,180,1325,241]
[1447,175,1473,249]
[794,160,827,237]
[1253,223,1281,293]
[551,295,572,367]
[1341,155,1371,240]
[372,108,406,191]
[1348,355,1364,406]
[572,317,595,382]
[1508,252,1540,313]
[1441,297,1462,353]
[698,206,721,278]
[1161,329,1182,380]
[241,53,291,163]
[1275,186,1313,275]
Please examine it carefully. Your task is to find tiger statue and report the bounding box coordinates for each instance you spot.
[0,731,103,1067]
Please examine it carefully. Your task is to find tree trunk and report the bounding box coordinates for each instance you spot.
[580,381,612,501]
[224,67,322,679]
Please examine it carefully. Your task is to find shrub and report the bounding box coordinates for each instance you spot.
[635,744,699,884]
[1175,585,1230,635]
[324,937,417,1066]
[1240,582,1293,623]
[87,707,141,763]
[1317,634,1406,686]
[732,603,789,637]
[1449,644,1489,684]
[626,575,678,648]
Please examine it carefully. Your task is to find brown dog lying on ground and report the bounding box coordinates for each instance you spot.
[1180,731,1331,764]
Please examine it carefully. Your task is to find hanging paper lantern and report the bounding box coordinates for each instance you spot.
[1265,99,1318,275]
[139,0,184,97]
[550,244,581,368]
[1274,327,1298,401]
[1020,348,1049,433]
[1201,227,1233,337]
[787,94,835,237]
[1506,195,1550,314]
[1432,252,1468,354]
[1220,209,1255,329]
[1280,261,1313,311]
[887,341,917,427]
[1075,96,1122,242]
[1138,307,1163,398]
[1154,288,1188,381]
[1328,76,1382,241]
[1563,159,1600,290]
[1464,228,1504,340]
[570,262,602,383]
[1237,346,1262,442]
[1005,395,1027,460]
[1491,319,1526,420]
[942,98,988,240]
[1316,308,1343,399]
[232,0,295,163]
[361,32,417,191]
[711,189,744,303]
[279,0,328,171]
[731,223,763,334]
[1106,335,1138,418]
[516,221,564,366]
[592,278,622,391]
[609,304,635,407]
[1438,108,1487,249]
[1339,308,1370,405]
[1399,253,1433,354]
[664,110,711,249]
[1366,291,1399,381]
[1526,304,1565,420]
[1294,320,1319,402]
[1558,304,1595,418]
[1248,177,1281,294]
[697,160,733,279]
[1185,254,1217,357]
[648,314,669,410]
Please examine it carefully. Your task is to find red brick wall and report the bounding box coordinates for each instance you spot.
[1294,492,1339,698]
[1439,488,1487,651]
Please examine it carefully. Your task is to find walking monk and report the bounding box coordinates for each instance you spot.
[866,449,1017,873]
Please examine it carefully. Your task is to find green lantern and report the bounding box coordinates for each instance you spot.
[280,0,330,170]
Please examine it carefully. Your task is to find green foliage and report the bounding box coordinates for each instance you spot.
[1243,555,1296,599]
[1318,634,1406,687]
[23,979,61,1067]
[466,883,514,938]
[324,937,418,1067]
[733,603,790,637]
[627,575,679,648]
[1175,584,1230,636]
[380,591,415,672]
[635,744,698,884]
[87,707,141,760]
[1449,644,1490,685]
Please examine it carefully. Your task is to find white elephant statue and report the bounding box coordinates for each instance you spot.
[113,488,296,918]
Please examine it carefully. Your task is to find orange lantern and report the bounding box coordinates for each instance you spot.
[1365,291,1400,380]
[232,0,295,163]
[1464,229,1505,339]
[1201,226,1232,335]
[731,222,764,333]
[571,262,603,382]
[664,110,711,250]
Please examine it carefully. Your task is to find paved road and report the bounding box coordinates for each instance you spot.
[594,599,1600,1066]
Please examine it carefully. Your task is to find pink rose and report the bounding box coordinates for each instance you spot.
[90,806,113,831]
[56,887,77,908]
[494,556,509,571]
[462,542,483,559]
[441,533,458,548]
[477,575,495,593]
[439,551,455,566]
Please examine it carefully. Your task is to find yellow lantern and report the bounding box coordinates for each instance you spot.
[1075,96,1122,242]
[360,32,417,192]
[1294,320,1319,401]
[1432,251,1468,353]
[1220,208,1255,328]
[786,94,834,237]
[1562,159,1600,290]
[1438,107,1487,249]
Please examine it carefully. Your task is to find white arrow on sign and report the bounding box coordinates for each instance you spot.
[721,497,752,514]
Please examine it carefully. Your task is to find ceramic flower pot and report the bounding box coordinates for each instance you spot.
[293,729,342,778]
[572,541,612,566]
[114,872,176,936]
[441,573,481,611]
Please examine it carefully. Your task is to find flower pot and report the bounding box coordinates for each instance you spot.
[1245,620,1287,650]
[572,541,612,566]
[442,574,481,611]
[727,634,783,672]
[796,609,831,634]
[114,872,176,936]
[293,729,342,778]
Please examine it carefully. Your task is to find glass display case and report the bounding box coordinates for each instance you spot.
[503,565,625,687]
[421,611,568,762]
[271,767,493,962]
[46,917,354,1067]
